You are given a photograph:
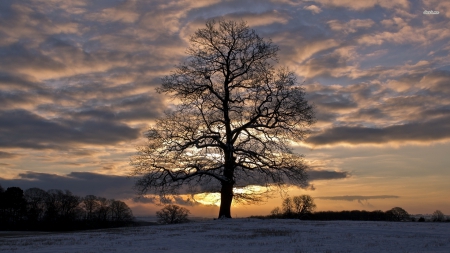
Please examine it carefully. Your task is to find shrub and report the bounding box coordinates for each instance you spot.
[431,210,445,222]
[385,207,410,221]
[156,204,190,224]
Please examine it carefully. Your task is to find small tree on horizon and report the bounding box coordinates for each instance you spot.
[293,195,316,217]
[431,210,445,222]
[282,197,294,216]
[156,204,190,224]
[131,19,315,219]
[385,207,410,221]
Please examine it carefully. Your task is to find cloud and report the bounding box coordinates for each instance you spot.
[0,109,140,149]
[0,72,41,90]
[0,151,19,159]
[316,195,399,201]
[307,115,450,145]
[84,1,140,24]
[303,5,322,14]
[0,171,135,199]
[315,0,409,10]
[221,10,290,27]
[316,195,400,208]
[307,170,349,181]
[327,19,375,34]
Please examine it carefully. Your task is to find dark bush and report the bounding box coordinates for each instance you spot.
[156,204,190,224]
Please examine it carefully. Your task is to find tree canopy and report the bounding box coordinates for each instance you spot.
[132,19,315,218]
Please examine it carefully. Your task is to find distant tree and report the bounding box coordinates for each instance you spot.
[418,216,425,222]
[292,195,316,217]
[270,206,281,217]
[82,195,101,221]
[96,197,111,222]
[282,197,294,216]
[431,210,445,222]
[131,19,315,218]
[2,187,27,224]
[110,200,134,223]
[385,207,410,221]
[156,204,190,224]
[0,185,4,222]
[44,189,81,223]
[24,187,49,223]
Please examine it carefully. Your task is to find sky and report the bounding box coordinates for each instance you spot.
[1,0,449,217]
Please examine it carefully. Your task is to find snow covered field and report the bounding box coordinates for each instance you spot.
[1,219,449,253]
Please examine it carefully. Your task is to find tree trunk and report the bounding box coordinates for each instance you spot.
[218,182,233,218]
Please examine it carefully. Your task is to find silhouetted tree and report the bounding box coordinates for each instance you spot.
[385,207,409,221]
[110,200,134,223]
[292,195,316,217]
[431,210,445,222]
[132,19,315,219]
[82,195,101,221]
[2,187,26,225]
[368,210,386,221]
[95,197,111,223]
[24,187,49,223]
[270,206,281,217]
[282,197,294,217]
[156,204,190,224]
[1,186,135,230]
[0,185,4,223]
[44,189,81,225]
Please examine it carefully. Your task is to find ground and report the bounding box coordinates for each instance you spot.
[1,219,449,252]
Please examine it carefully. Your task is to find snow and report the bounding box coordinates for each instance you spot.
[1,219,449,252]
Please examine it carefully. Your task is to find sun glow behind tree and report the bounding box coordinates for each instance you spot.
[131,20,315,218]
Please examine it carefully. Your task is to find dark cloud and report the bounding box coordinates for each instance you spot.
[0,90,35,108]
[0,42,65,73]
[304,52,348,78]
[421,70,450,93]
[0,171,135,199]
[307,170,349,181]
[0,109,140,149]
[0,151,19,159]
[307,92,357,110]
[316,195,399,201]
[349,108,386,121]
[307,115,450,145]
[0,72,40,90]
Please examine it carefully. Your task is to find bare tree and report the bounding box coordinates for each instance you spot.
[270,206,281,217]
[282,197,293,216]
[24,187,49,222]
[132,20,315,218]
[81,195,102,221]
[110,200,134,222]
[95,197,111,222]
[431,210,445,222]
[292,195,316,217]
[156,204,190,224]
[386,207,410,221]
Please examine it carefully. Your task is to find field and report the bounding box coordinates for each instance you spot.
[1,219,449,253]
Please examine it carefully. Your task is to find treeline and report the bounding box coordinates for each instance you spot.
[267,208,449,222]
[296,207,412,221]
[0,185,134,231]
[253,195,449,222]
